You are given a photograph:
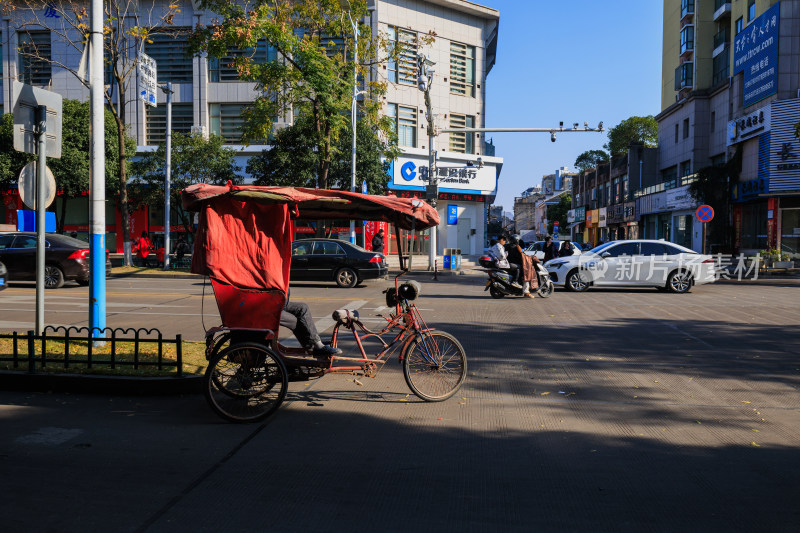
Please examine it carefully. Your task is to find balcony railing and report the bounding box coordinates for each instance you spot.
[674,62,694,91]
[713,27,729,48]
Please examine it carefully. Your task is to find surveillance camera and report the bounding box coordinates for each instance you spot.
[559,121,563,128]
[598,121,604,130]
[573,123,579,129]
[550,132,557,142]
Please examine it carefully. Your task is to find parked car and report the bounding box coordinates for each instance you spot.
[0,233,112,289]
[524,240,583,260]
[544,240,716,293]
[290,238,388,288]
[0,261,7,291]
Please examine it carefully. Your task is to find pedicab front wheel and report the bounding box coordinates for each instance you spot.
[402,331,467,402]
[205,342,288,423]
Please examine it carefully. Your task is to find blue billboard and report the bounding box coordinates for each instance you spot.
[733,2,780,108]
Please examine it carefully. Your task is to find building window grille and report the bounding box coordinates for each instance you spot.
[387,103,416,148]
[450,41,475,97]
[18,31,51,86]
[144,28,193,83]
[146,103,194,145]
[209,103,246,143]
[680,26,694,54]
[387,27,417,86]
[674,62,693,90]
[449,114,475,154]
[712,46,730,86]
[209,40,278,82]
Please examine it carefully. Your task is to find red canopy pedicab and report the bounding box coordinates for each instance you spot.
[182,183,467,423]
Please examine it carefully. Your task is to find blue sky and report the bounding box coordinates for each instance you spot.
[484,0,663,211]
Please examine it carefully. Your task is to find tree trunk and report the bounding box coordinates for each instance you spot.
[58,196,67,234]
[115,101,132,266]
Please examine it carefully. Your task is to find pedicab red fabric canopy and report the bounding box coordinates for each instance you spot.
[181,183,439,293]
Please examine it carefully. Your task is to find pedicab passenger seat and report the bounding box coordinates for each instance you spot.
[210,277,285,334]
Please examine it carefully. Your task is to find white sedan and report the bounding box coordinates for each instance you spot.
[544,240,716,293]
[524,240,583,261]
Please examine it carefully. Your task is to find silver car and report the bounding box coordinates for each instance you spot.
[544,240,716,293]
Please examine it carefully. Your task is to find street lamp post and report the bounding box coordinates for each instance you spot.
[418,54,438,271]
[347,10,358,245]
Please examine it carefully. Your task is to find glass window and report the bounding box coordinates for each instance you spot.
[387,103,417,148]
[679,160,692,177]
[144,28,193,83]
[292,241,313,256]
[18,31,51,86]
[605,242,639,257]
[640,242,668,256]
[313,241,344,255]
[662,166,678,189]
[11,236,37,249]
[748,0,755,22]
[680,26,694,54]
[450,41,475,97]
[712,46,730,86]
[674,124,679,143]
[209,103,246,143]
[683,118,690,139]
[146,103,194,145]
[387,26,417,86]
[0,235,15,249]
[209,40,277,82]
[449,114,475,154]
[735,17,743,35]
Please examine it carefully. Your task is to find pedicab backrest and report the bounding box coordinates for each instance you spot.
[210,278,285,332]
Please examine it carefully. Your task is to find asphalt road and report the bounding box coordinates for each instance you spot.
[1,275,799,532]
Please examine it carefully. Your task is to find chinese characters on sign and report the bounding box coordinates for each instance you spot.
[733,2,780,107]
[137,52,158,107]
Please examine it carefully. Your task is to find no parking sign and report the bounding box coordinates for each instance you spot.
[696,205,714,223]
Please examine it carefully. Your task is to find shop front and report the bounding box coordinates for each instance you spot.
[388,150,502,257]
[598,207,607,242]
[605,204,623,240]
[624,201,639,240]
[638,191,669,240]
[585,209,599,247]
[778,198,800,259]
[665,185,700,251]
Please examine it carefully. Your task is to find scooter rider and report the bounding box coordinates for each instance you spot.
[490,235,521,288]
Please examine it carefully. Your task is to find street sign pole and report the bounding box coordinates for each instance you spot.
[35,106,47,335]
[90,0,106,338]
[163,82,172,270]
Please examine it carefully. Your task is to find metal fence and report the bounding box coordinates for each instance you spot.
[0,326,183,376]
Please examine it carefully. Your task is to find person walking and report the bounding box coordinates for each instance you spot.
[371,228,385,254]
[137,231,154,267]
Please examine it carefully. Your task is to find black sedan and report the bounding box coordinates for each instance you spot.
[290,238,388,288]
[0,232,112,289]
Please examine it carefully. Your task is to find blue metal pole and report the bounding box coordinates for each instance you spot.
[89,0,106,337]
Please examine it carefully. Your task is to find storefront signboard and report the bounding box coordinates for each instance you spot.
[392,155,497,196]
[574,206,585,223]
[623,201,638,222]
[727,104,770,146]
[665,185,697,211]
[598,207,607,228]
[638,190,667,215]
[769,98,800,191]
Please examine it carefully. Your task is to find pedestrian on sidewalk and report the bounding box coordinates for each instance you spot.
[137,231,154,268]
[371,228,385,254]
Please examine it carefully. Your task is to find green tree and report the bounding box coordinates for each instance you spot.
[604,116,658,156]
[247,113,396,193]
[574,150,609,172]
[191,0,400,189]
[1,102,134,232]
[129,133,242,232]
[795,121,800,140]
[546,194,571,235]
[689,148,741,253]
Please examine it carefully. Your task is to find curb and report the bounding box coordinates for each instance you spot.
[0,370,203,395]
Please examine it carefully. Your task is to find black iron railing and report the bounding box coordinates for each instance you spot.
[0,327,183,376]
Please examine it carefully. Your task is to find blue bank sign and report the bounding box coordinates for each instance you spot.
[733,2,780,108]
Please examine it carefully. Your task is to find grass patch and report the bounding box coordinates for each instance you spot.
[0,337,208,377]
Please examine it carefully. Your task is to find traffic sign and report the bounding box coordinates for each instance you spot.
[696,205,714,223]
[137,52,158,107]
[18,162,56,209]
[12,82,63,158]
[362,180,368,194]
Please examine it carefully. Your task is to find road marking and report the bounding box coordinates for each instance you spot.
[15,427,83,446]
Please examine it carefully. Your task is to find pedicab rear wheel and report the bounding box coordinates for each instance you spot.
[205,342,288,423]
[402,331,467,402]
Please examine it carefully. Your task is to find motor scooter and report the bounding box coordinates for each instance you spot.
[478,256,555,299]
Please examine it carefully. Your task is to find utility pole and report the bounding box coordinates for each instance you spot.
[162,82,173,270]
[417,53,438,271]
[89,0,106,337]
